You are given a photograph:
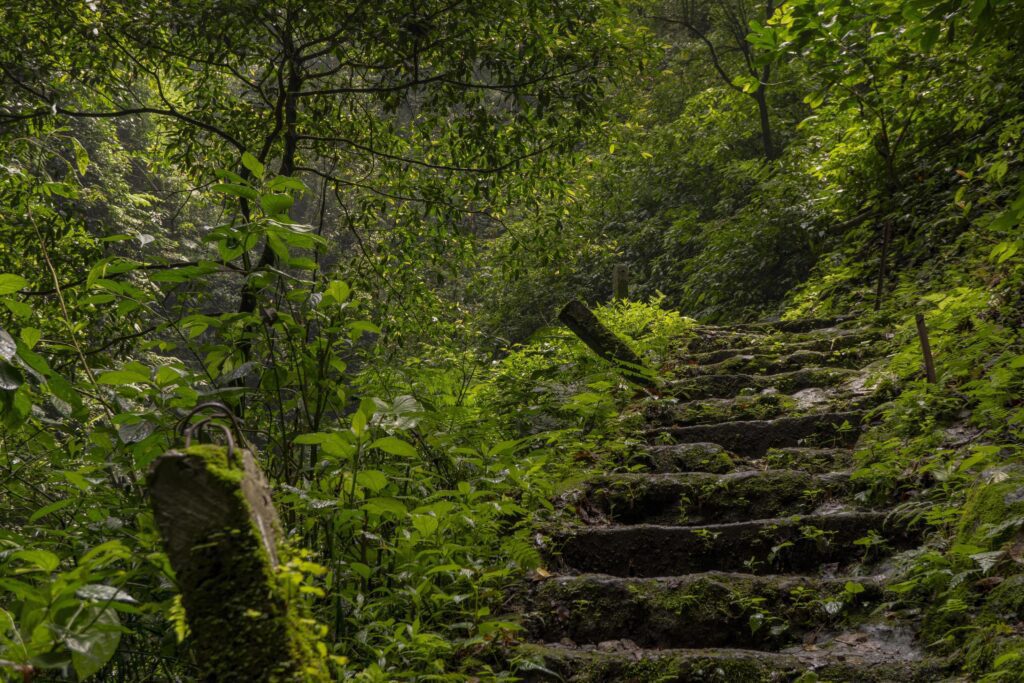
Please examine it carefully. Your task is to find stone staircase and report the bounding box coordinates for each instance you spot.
[511,319,948,682]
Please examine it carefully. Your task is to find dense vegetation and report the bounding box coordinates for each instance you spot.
[1,0,1023,680]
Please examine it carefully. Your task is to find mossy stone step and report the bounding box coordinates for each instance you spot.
[638,443,854,474]
[514,642,945,683]
[572,470,853,525]
[656,411,863,458]
[759,447,855,473]
[673,349,871,377]
[642,389,872,428]
[639,443,736,473]
[729,317,857,334]
[521,571,882,649]
[548,511,917,576]
[668,367,859,401]
[685,331,885,365]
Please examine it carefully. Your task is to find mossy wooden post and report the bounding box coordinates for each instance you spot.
[148,443,329,682]
[612,264,629,300]
[558,300,654,387]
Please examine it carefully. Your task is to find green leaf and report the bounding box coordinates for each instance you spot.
[11,549,60,572]
[370,436,417,458]
[362,496,407,517]
[260,193,294,216]
[19,327,40,350]
[14,342,50,376]
[351,410,368,437]
[29,498,74,523]
[3,298,33,318]
[324,280,350,304]
[731,74,760,93]
[44,181,77,198]
[356,470,388,493]
[212,183,259,201]
[241,152,265,179]
[71,137,90,175]
[266,176,307,193]
[96,370,150,385]
[68,606,121,680]
[995,651,1022,669]
[349,320,380,335]
[412,514,439,536]
[0,274,28,295]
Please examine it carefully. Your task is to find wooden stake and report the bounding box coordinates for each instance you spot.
[915,313,937,384]
[558,300,654,386]
[612,264,629,300]
[874,223,891,311]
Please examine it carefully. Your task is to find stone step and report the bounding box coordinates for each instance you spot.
[683,324,876,354]
[514,640,944,683]
[639,442,737,474]
[672,349,871,378]
[571,470,852,525]
[656,411,864,458]
[548,511,916,576]
[521,572,882,649]
[758,447,855,473]
[685,331,885,365]
[637,443,854,475]
[667,367,859,401]
[730,317,857,334]
[642,388,871,428]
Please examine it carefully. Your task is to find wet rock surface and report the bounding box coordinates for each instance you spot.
[510,320,948,681]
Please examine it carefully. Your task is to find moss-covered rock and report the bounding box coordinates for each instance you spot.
[956,469,1024,550]
[641,442,736,473]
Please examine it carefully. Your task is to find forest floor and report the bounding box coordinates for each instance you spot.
[508,318,959,682]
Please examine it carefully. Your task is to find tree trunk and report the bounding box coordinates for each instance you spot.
[148,444,329,682]
[558,300,654,386]
[754,80,777,161]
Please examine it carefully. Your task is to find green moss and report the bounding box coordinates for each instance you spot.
[182,443,245,482]
[957,471,1024,549]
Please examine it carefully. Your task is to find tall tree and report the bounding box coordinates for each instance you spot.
[648,0,781,160]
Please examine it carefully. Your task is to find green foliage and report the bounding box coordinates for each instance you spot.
[2,0,1024,678]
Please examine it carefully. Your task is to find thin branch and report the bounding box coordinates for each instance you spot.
[296,134,556,174]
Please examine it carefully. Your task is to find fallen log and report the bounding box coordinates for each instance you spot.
[558,300,655,387]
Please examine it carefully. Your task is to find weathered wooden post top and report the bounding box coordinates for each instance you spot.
[612,263,629,300]
[148,403,328,682]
